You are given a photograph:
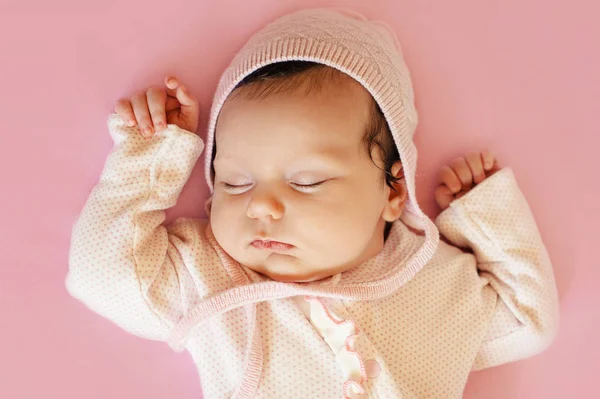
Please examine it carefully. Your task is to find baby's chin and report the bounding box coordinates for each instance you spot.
[243,253,333,283]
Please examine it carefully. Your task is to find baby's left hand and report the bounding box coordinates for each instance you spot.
[435,150,501,211]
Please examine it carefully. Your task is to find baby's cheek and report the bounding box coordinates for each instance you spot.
[317,206,368,245]
[333,198,380,240]
[209,203,234,244]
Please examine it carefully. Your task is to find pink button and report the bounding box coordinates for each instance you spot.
[364,359,381,378]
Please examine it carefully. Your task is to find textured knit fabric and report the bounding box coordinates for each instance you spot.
[66,113,559,398]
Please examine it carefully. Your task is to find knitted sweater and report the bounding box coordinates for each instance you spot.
[66,114,559,398]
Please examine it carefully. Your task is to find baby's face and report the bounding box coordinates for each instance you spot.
[210,76,397,282]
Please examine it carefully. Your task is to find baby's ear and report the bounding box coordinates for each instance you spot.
[382,161,408,222]
[204,196,213,216]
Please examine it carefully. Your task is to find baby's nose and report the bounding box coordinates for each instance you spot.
[246,193,284,220]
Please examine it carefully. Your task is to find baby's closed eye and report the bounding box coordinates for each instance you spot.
[219,179,329,195]
[289,180,328,192]
[220,182,253,195]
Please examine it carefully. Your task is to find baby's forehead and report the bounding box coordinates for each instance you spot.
[214,62,378,164]
[219,65,375,139]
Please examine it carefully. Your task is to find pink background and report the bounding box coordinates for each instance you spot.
[1,0,598,397]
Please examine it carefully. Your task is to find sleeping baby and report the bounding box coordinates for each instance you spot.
[66,7,559,399]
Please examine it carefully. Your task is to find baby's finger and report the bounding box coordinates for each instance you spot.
[435,184,455,210]
[114,98,137,126]
[481,149,495,171]
[146,87,167,131]
[449,157,473,191]
[164,75,186,100]
[131,92,154,137]
[165,75,179,92]
[175,83,197,107]
[437,165,463,194]
[165,96,181,113]
[488,158,502,176]
[165,76,197,107]
[465,152,486,184]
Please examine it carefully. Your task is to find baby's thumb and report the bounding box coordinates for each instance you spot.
[165,76,198,108]
[176,84,197,107]
[175,84,200,132]
[435,185,454,211]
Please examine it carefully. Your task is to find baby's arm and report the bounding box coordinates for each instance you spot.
[434,167,560,371]
[65,112,204,342]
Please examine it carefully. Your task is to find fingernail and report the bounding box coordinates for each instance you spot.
[143,126,152,136]
[128,120,136,126]
[157,121,165,130]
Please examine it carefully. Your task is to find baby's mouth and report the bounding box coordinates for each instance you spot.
[250,239,295,252]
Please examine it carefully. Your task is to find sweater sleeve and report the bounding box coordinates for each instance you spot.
[65,113,204,342]
[433,167,560,371]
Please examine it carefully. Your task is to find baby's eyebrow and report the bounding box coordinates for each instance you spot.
[214,150,351,174]
[212,159,252,177]
[213,157,245,168]
[288,155,347,172]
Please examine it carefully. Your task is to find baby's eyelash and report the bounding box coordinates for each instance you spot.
[220,181,326,193]
[293,182,323,187]
[222,182,247,189]
[221,182,253,193]
[291,181,326,191]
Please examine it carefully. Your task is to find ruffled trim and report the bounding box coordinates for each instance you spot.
[305,296,368,399]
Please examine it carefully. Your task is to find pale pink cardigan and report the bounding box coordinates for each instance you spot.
[66,113,559,398]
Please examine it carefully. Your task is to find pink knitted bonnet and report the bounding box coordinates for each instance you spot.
[203,7,434,238]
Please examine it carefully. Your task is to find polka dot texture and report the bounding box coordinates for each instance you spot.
[66,114,559,398]
[66,113,217,341]
[434,167,560,373]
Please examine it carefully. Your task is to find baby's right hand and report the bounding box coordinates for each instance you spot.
[114,76,200,137]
